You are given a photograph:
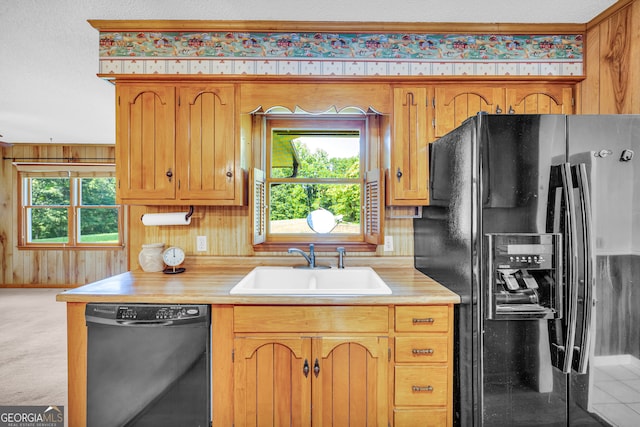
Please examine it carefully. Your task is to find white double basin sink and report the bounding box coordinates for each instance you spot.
[229,266,392,295]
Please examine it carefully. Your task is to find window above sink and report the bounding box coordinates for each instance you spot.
[251,107,385,252]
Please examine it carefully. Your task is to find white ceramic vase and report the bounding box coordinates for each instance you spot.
[138,243,165,272]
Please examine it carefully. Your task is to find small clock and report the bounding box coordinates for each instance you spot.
[162,246,186,274]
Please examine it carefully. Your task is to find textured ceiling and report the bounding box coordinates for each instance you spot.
[0,0,618,144]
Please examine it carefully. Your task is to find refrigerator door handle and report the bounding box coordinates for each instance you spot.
[572,163,595,374]
[560,162,580,374]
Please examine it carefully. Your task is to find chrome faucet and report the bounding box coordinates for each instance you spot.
[288,244,329,269]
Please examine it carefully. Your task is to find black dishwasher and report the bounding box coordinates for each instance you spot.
[86,303,210,427]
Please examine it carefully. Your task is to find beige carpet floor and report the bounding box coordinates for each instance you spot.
[0,288,68,407]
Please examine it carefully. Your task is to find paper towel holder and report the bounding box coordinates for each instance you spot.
[184,205,194,221]
[140,205,195,225]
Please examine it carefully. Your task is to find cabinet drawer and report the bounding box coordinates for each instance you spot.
[395,306,449,332]
[395,335,448,363]
[395,366,448,406]
[394,408,448,426]
[234,306,388,333]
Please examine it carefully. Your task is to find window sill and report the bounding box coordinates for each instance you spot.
[18,244,126,251]
[253,242,378,253]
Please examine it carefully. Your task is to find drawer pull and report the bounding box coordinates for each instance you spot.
[412,348,434,355]
[412,385,434,392]
[412,317,435,324]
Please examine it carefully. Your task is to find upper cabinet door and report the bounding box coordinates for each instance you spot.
[505,85,574,114]
[390,88,429,205]
[116,84,176,202]
[434,86,504,138]
[176,85,238,202]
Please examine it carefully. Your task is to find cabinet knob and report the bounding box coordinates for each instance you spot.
[496,105,503,114]
[226,171,233,178]
[166,169,173,182]
[313,358,320,378]
[396,168,403,180]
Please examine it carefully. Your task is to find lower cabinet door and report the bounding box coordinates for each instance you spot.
[234,337,312,427]
[233,336,389,427]
[313,337,389,426]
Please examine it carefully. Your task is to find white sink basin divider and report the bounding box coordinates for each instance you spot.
[229,266,392,295]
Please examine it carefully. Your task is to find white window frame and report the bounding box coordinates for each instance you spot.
[252,113,384,252]
[265,116,366,244]
[16,163,123,249]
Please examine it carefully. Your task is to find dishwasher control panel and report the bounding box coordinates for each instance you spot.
[117,305,202,320]
[86,303,209,326]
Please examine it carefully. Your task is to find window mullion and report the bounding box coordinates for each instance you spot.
[69,177,78,246]
[269,177,360,184]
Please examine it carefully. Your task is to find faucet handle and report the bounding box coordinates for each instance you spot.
[337,247,346,269]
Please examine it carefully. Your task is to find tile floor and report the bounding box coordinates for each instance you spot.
[592,359,640,426]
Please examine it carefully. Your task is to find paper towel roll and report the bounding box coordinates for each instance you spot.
[141,212,192,226]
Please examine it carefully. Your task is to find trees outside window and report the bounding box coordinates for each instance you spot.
[266,118,364,238]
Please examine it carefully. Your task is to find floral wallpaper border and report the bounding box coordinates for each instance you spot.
[98,31,584,77]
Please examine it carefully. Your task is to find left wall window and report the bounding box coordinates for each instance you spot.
[17,164,122,248]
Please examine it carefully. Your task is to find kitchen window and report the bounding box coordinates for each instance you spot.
[252,113,383,251]
[16,163,123,249]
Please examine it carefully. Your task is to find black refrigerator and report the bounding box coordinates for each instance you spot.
[414,113,640,426]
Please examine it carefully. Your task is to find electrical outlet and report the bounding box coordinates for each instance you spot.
[383,236,394,252]
[196,235,207,252]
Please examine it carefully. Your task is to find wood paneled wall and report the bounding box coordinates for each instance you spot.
[581,0,640,114]
[595,255,640,357]
[127,206,414,271]
[0,144,127,287]
[581,0,640,360]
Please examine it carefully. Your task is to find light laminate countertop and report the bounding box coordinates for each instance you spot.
[56,266,460,305]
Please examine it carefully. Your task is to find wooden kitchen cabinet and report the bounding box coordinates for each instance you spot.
[116,82,245,205]
[176,84,240,203]
[433,85,504,138]
[387,82,575,206]
[234,336,389,426]
[116,83,176,202]
[433,83,575,138]
[505,84,574,114]
[234,337,312,425]
[232,306,389,426]
[388,87,430,205]
[216,304,454,426]
[393,305,454,426]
